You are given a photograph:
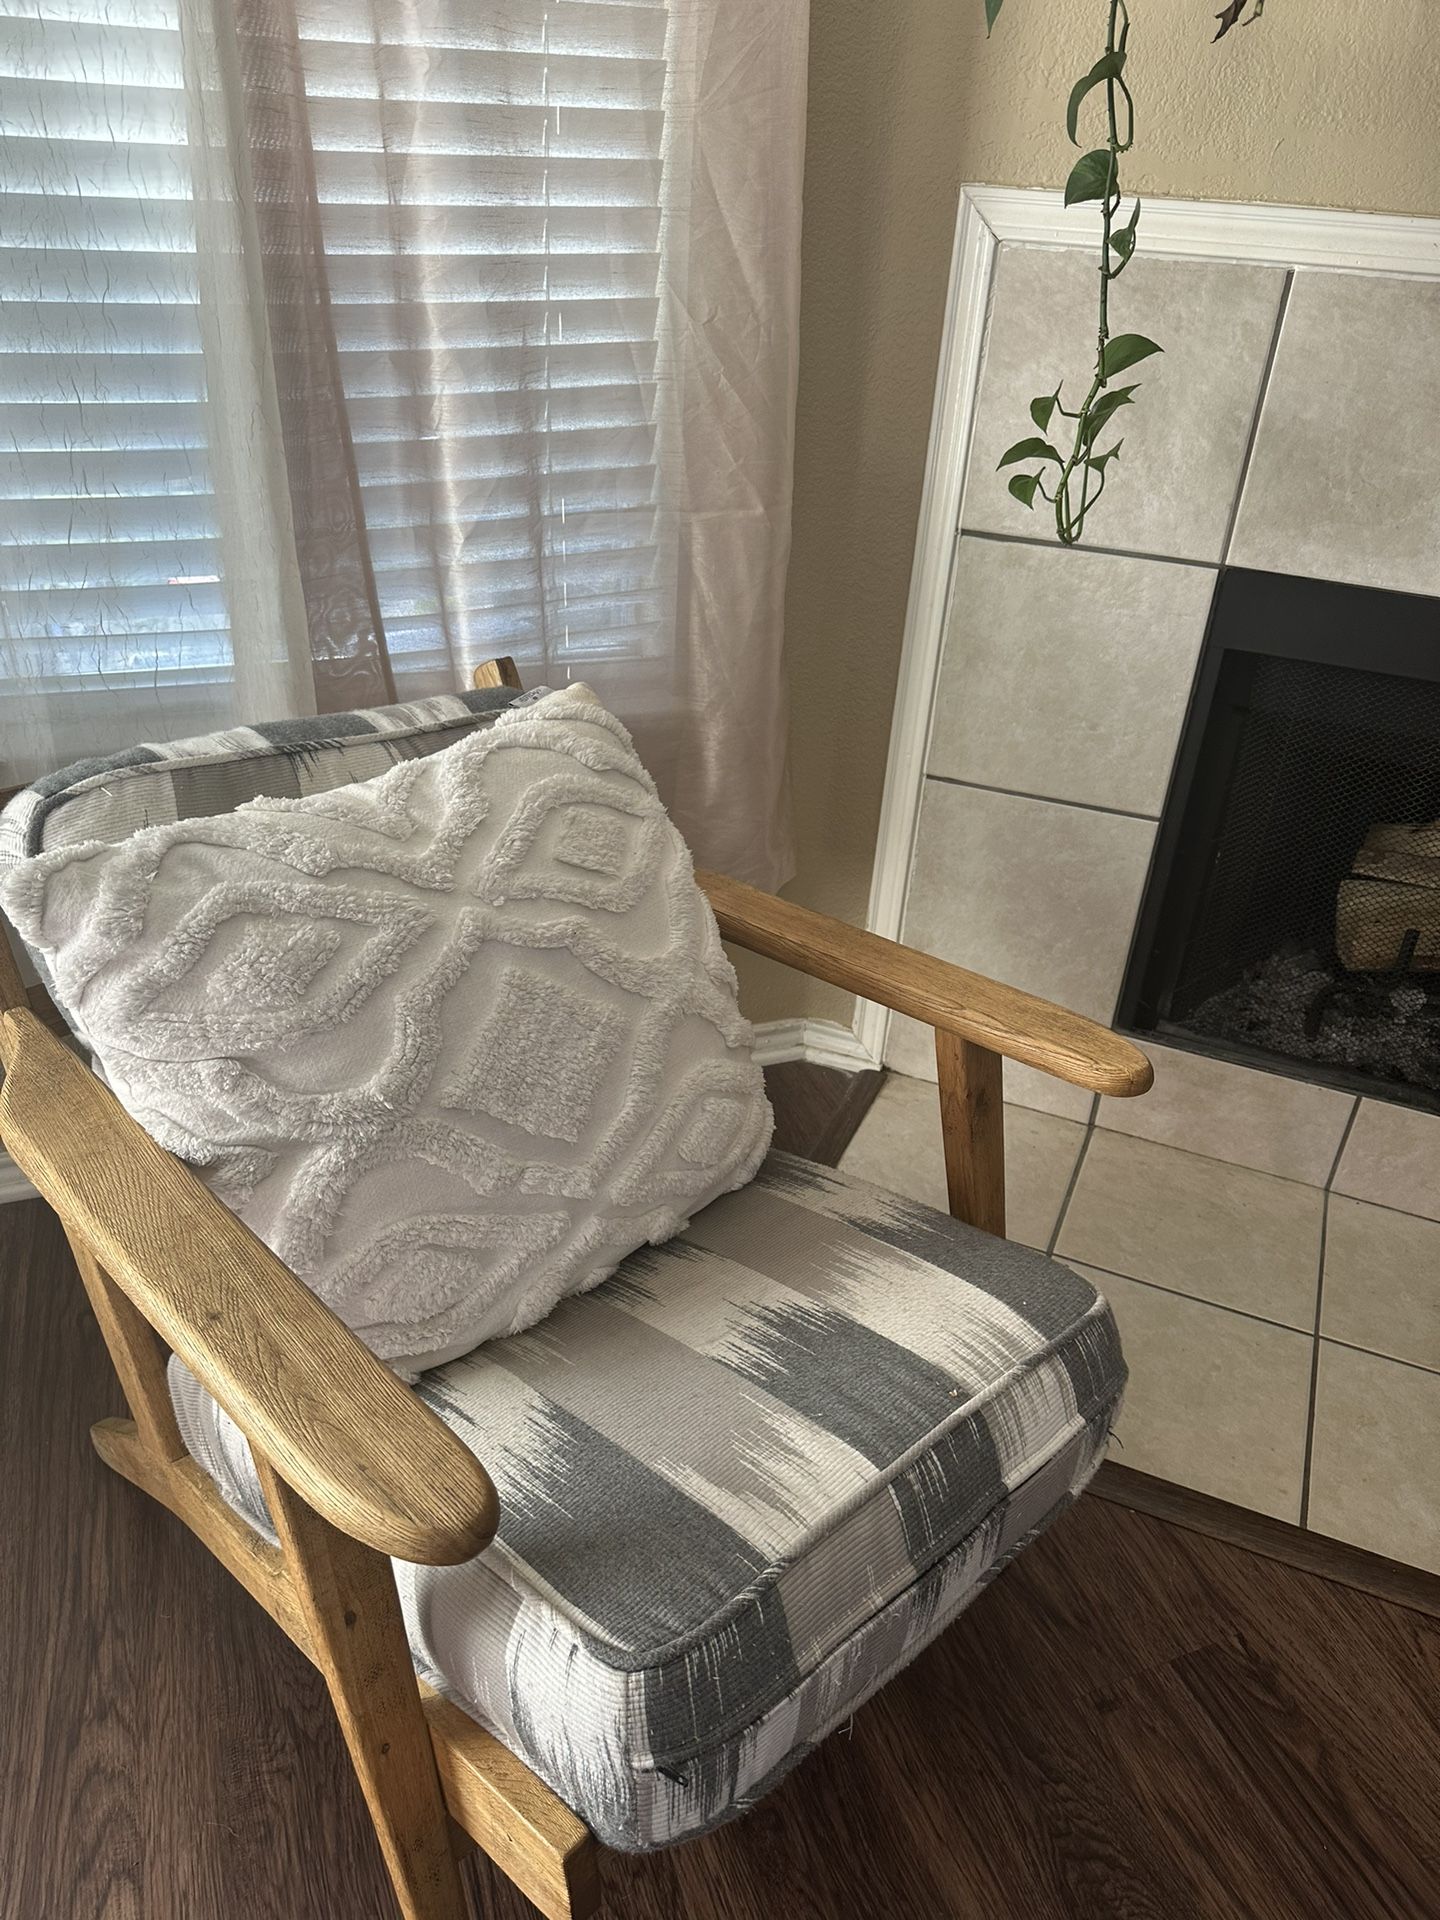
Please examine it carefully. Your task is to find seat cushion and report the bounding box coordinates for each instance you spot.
[169,1150,1126,1851]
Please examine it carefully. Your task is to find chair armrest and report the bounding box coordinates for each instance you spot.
[0,1010,498,1566]
[697,870,1153,1098]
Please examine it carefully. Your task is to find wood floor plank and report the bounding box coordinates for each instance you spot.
[761,1059,885,1168]
[1094,1655,1323,1920]
[1174,1637,1434,1917]
[5,1067,1440,1920]
[0,1200,396,1920]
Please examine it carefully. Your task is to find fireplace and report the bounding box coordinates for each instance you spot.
[1118,568,1440,1113]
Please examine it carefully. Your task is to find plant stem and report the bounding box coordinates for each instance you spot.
[1053,0,1129,546]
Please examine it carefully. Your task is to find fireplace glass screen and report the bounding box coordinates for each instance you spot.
[1119,569,1440,1112]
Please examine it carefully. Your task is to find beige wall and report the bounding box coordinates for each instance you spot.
[738,0,1440,1027]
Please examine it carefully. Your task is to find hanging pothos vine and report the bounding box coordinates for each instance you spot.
[984,0,1268,546]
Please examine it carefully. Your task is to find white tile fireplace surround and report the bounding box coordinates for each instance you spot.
[867,188,1440,1575]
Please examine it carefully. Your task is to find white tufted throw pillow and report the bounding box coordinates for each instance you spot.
[0,686,773,1372]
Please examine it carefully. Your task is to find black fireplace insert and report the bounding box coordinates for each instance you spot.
[1117,567,1440,1113]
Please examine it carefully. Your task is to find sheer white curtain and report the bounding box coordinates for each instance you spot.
[0,0,805,884]
[0,0,317,774]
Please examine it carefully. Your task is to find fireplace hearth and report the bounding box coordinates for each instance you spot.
[1119,568,1440,1113]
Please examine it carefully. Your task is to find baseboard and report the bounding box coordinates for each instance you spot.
[751,1018,880,1073]
[1091,1461,1440,1623]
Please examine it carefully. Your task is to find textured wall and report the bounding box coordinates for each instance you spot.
[962,0,1440,214]
[738,0,1440,1027]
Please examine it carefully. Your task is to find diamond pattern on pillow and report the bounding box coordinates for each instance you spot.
[480,771,662,913]
[440,967,628,1144]
[554,805,632,877]
[0,687,773,1372]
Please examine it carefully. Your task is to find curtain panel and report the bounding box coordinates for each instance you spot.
[0,0,806,885]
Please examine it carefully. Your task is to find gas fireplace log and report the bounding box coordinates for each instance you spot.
[1336,821,1440,973]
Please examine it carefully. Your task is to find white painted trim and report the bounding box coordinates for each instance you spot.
[967,186,1440,278]
[751,1017,880,1073]
[863,185,1440,1069]
[854,190,1000,1067]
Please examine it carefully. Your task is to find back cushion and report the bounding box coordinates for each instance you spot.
[0,686,772,1372]
[0,687,526,870]
[0,687,526,1031]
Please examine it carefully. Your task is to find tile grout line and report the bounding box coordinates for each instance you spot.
[1066,1252,1440,1377]
[1081,1112,1366,1198]
[924,771,1160,824]
[1323,1097,1363,1194]
[1322,1336,1440,1382]
[1217,267,1294,567]
[1298,1191,1332,1532]
[959,526,1219,572]
[1045,1111,1097,1258]
[1298,1097,1362,1529]
[1069,1257,1312,1337]
[1010,1087,1432,1221]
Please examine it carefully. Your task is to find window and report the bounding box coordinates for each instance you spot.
[0,0,673,705]
[1,0,228,694]
[299,0,672,687]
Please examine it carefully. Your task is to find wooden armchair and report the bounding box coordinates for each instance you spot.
[0,656,1151,1920]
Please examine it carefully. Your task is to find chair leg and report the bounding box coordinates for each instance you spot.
[256,1457,473,1920]
[934,1029,1007,1236]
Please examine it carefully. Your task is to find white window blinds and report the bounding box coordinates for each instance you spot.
[0,0,802,886]
[296,0,672,692]
[0,0,671,701]
[0,0,228,695]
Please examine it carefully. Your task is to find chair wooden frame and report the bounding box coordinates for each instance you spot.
[0,655,1152,1919]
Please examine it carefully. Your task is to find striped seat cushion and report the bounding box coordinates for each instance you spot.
[170,1150,1126,1852]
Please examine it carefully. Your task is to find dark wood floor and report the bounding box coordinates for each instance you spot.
[3,1064,1438,1919]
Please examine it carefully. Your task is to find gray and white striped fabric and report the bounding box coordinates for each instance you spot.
[170,1150,1125,1851]
[0,687,527,872]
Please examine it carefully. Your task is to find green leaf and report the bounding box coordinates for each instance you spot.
[1081,384,1139,443]
[1029,389,1060,432]
[997,435,1063,470]
[984,0,1005,30]
[1008,473,1041,509]
[1064,149,1115,208]
[1101,333,1163,378]
[1108,199,1141,266]
[1066,50,1126,145]
[1087,439,1124,473]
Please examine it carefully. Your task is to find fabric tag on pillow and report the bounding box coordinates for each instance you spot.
[1,686,773,1372]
